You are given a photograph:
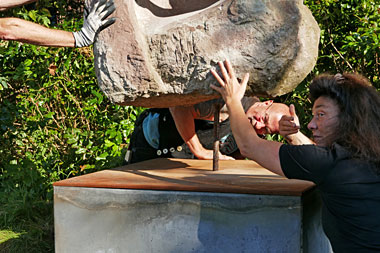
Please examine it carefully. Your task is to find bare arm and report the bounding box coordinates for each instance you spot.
[169,106,234,160]
[0,0,73,46]
[0,18,75,47]
[0,0,116,47]
[211,59,285,176]
[0,0,36,11]
[285,131,314,145]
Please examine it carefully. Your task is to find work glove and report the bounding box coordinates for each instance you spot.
[73,0,116,48]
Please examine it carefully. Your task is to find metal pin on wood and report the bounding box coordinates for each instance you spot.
[213,103,221,171]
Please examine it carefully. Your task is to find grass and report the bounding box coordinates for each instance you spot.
[0,230,23,244]
[0,197,55,252]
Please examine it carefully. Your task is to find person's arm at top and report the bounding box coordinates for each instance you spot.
[0,0,116,47]
[0,0,36,11]
[279,104,315,145]
[0,18,75,46]
[211,59,285,176]
[169,106,234,160]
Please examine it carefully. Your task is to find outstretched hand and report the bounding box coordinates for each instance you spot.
[279,104,300,139]
[210,59,249,104]
[196,149,235,161]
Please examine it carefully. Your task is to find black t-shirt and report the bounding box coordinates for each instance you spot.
[279,144,380,252]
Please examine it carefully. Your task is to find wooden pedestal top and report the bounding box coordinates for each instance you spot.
[53,158,315,196]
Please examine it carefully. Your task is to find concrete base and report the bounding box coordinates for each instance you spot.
[53,159,332,253]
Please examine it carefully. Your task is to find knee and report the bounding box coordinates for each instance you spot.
[0,18,20,40]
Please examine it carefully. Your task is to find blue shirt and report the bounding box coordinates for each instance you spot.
[142,112,160,149]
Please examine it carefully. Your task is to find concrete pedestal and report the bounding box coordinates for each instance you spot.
[54,158,332,253]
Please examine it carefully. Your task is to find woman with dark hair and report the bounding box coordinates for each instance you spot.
[211,59,380,252]
[309,73,380,168]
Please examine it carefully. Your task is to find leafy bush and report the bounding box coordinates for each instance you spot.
[0,1,143,251]
[278,0,380,137]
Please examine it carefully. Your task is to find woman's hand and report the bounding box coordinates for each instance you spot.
[210,59,249,105]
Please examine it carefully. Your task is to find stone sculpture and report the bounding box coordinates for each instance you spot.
[91,0,320,107]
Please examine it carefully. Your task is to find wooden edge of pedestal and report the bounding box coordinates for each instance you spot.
[53,158,315,197]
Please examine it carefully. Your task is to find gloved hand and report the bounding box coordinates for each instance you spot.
[73,0,116,48]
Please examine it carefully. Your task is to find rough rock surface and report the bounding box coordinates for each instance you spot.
[91,0,320,108]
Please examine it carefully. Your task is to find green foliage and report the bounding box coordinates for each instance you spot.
[278,0,380,137]
[306,0,380,81]
[0,1,144,251]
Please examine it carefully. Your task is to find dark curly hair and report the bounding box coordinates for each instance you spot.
[309,73,380,169]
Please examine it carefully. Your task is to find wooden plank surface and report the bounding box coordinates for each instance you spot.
[54,158,315,196]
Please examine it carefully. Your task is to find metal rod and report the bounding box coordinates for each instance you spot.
[213,103,221,171]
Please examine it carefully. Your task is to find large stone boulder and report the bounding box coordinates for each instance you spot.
[91,0,320,108]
